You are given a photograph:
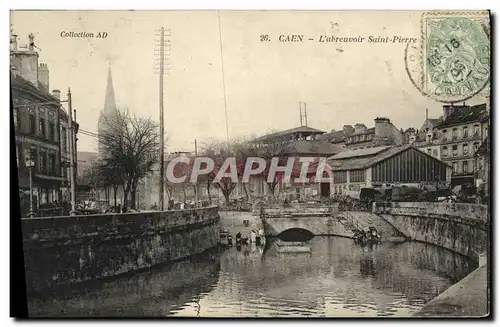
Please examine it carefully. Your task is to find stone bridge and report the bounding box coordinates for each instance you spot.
[261,208,402,240]
[262,202,489,263]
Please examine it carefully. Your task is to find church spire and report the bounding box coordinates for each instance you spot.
[103,64,117,113]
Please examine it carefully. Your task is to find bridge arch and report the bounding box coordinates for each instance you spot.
[277,228,314,241]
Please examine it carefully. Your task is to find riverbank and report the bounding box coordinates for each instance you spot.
[415,262,489,317]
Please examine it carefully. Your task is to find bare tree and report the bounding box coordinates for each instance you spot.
[232,136,260,201]
[99,109,160,209]
[201,139,244,207]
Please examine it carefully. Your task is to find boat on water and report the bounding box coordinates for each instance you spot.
[274,241,311,253]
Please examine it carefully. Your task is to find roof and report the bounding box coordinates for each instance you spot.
[437,104,488,128]
[10,71,60,103]
[428,118,443,125]
[283,140,344,156]
[316,130,345,143]
[252,126,325,143]
[328,145,448,171]
[329,146,391,160]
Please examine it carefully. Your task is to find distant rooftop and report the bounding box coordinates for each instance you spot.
[437,104,488,128]
[329,145,391,160]
[252,126,325,143]
[329,145,419,171]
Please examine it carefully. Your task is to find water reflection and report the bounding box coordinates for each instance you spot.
[28,237,476,317]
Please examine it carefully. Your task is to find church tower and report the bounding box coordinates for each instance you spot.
[98,65,118,156]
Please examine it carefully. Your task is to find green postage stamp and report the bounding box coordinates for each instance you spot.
[422,11,490,102]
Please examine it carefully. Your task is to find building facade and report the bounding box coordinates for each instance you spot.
[328,145,452,197]
[318,117,404,150]
[248,126,341,201]
[474,138,490,200]
[11,31,78,208]
[410,104,489,187]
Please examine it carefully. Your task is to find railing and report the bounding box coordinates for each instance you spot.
[373,201,489,224]
[260,205,336,218]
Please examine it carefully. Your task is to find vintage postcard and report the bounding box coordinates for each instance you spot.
[10,10,490,318]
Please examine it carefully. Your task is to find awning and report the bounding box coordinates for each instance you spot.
[33,174,66,188]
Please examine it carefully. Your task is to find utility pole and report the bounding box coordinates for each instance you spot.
[67,88,76,215]
[154,27,172,211]
[194,138,199,207]
[73,108,78,189]
[299,102,308,127]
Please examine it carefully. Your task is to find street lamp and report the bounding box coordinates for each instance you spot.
[25,157,35,218]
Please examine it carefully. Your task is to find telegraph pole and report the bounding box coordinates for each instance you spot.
[154,27,172,211]
[194,139,199,207]
[299,102,308,127]
[67,88,76,215]
[159,27,165,211]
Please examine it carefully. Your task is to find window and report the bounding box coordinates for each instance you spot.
[442,146,448,157]
[39,118,46,138]
[48,153,56,175]
[452,128,458,139]
[427,148,431,155]
[350,170,365,183]
[484,126,488,138]
[333,171,347,184]
[474,125,480,137]
[13,110,18,130]
[474,142,480,151]
[463,127,469,138]
[39,150,47,173]
[433,149,438,157]
[452,145,458,156]
[29,114,36,135]
[427,134,432,143]
[452,162,458,173]
[48,122,55,141]
[442,129,448,141]
[15,144,19,167]
[463,143,468,155]
[62,127,67,151]
[463,161,469,173]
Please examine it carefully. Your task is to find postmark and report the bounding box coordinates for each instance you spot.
[418,11,490,103]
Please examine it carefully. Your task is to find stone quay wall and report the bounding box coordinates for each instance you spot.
[374,202,489,262]
[21,206,220,295]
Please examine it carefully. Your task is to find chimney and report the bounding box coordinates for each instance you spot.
[374,117,392,139]
[52,89,61,100]
[28,33,35,52]
[38,63,49,91]
[10,31,17,51]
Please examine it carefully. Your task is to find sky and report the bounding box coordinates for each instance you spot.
[10,10,489,153]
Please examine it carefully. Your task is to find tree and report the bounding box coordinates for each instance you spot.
[201,139,245,207]
[99,109,160,209]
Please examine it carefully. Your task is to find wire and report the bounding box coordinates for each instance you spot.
[217,11,230,144]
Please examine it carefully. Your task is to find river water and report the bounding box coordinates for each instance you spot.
[28,237,476,318]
